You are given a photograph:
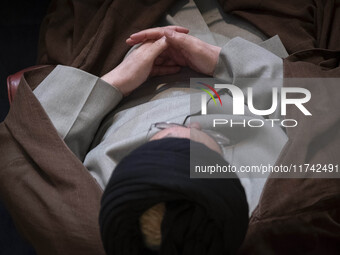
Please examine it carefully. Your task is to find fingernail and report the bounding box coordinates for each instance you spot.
[161,36,166,41]
[165,29,174,37]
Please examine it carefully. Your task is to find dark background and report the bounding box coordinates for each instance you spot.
[0,0,50,254]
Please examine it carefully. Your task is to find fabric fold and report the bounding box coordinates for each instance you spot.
[1,68,105,255]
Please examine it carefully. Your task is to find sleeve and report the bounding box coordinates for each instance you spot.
[213,36,286,120]
[213,36,284,82]
[33,65,123,161]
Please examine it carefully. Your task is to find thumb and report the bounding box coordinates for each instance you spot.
[164,29,192,50]
[148,36,168,58]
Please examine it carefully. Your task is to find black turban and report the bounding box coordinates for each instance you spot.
[99,138,248,255]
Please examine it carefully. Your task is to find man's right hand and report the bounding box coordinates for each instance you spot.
[127,26,221,76]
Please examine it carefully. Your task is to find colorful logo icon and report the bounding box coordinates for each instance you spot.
[197,82,222,106]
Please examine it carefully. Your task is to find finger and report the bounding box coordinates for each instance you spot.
[164,29,196,50]
[161,59,177,66]
[154,56,165,65]
[128,26,189,45]
[154,56,177,66]
[126,38,136,46]
[159,50,170,58]
[147,37,169,59]
[167,47,187,66]
[157,48,185,66]
[150,66,181,76]
[131,26,189,40]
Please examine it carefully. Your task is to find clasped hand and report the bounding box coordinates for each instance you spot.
[101,26,221,96]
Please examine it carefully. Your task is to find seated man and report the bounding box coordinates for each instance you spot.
[31,25,287,254]
[2,0,340,254]
[0,0,289,254]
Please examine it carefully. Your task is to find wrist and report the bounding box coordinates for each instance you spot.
[208,45,221,76]
[101,68,129,96]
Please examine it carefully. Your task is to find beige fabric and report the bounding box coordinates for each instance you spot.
[34,34,288,215]
[33,0,289,215]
